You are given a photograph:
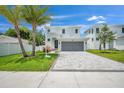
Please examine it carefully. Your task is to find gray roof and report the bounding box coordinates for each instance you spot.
[0,35,29,44]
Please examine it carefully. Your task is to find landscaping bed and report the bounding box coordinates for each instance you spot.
[87,49,124,63]
[0,51,58,71]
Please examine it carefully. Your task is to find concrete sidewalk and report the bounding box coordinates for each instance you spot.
[0,71,124,88]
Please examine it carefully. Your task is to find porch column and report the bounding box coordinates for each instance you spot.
[113,40,117,49]
[84,41,87,51]
[84,41,86,51]
[59,40,62,51]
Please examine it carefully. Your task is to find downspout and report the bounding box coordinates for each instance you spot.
[44,26,50,58]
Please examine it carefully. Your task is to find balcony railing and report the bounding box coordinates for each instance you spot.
[47,32,82,39]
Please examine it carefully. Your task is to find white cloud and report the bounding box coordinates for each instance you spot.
[87,16,105,21]
[51,16,69,19]
[51,22,64,25]
[97,21,106,24]
[107,14,124,17]
[51,14,77,19]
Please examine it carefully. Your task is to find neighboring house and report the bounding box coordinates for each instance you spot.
[0,35,41,56]
[45,24,124,51]
[84,24,124,50]
[45,25,88,51]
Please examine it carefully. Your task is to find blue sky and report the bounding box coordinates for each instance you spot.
[1,5,124,33]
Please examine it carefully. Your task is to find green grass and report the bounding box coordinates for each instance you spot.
[0,51,58,71]
[87,49,124,63]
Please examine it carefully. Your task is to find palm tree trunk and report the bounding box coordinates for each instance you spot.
[31,24,36,56]
[99,43,101,50]
[15,25,28,57]
[109,41,111,49]
[103,42,106,50]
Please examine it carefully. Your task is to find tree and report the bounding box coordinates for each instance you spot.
[5,28,17,37]
[98,25,108,50]
[5,27,31,40]
[5,27,45,46]
[98,24,116,50]
[0,6,28,57]
[35,32,45,46]
[29,32,45,46]
[21,5,51,56]
[19,26,30,39]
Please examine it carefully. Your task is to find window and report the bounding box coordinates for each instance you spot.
[85,42,87,45]
[62,29,65,34]
[96,28,99,33]
[96,38,99,41]
[92,29,93,34]
[48,29,50,32]
[122,28,124,33]
[75,29,78,34]
[89,30,90,34]
[47,38,50,41]
[92,38,94,42]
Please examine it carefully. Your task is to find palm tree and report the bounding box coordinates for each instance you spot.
[98,34,102,50]
[98,24,116,50]
[101,25,110,50]
[0,6,28,57]
[21,5,51,56]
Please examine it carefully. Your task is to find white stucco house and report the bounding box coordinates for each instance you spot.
[44,24,124,51]
[45,25,88,51]
[85,24,124,50]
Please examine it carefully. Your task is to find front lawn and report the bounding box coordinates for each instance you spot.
[0,51,58,71]
[87,49,124,63]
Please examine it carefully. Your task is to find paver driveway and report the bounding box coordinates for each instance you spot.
[52,51,124,71]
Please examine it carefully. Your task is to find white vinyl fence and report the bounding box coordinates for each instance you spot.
[0,43,43,56]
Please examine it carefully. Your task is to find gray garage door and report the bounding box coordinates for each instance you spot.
[61,42,84,51]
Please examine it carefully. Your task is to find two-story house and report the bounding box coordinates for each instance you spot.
[45,25,88,51]
[84,24,124,50]
[45,24,124,51]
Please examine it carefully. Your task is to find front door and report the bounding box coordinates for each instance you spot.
[54,40,58,49]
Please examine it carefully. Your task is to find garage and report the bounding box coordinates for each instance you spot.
[61,42,84,51]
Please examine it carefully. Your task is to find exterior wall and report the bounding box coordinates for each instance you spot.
[45,25,87,50]
[85,24,105,49]
[45,24,124,51]
[84,24,124,50]
[115,37,124,50]
[0,43,43,56]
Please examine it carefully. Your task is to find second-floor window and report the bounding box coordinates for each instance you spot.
[62,29,65,34]
[89,30,90,34]
[47,38,50,41]
[92,29,93,34]
[122,28,124,33]
[96,28,99,33]
[48,29,50,32]
[92,38,94,42]
[75,29,78,34]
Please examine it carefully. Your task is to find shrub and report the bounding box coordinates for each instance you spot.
[43,45,51,53]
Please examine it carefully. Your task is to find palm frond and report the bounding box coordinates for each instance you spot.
[0,5,21,25]
[21,5,51,26]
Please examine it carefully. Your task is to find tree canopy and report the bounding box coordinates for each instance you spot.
[5,27,30,39]
[98,24,116,50]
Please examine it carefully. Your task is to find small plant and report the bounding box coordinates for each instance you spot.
[43,45,51,53]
